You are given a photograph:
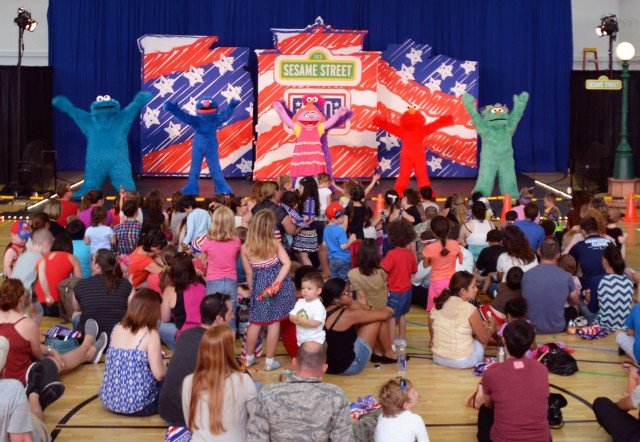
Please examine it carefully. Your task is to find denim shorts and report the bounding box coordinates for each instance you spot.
[329,258,350,281]
[342,337,373,375]
[206,278,238,330]
[387,289,412,318]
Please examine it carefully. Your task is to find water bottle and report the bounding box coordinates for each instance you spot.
[397,340,407,375]
[498,346,505,363]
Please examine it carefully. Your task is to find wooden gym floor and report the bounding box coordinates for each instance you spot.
[0,203,637,441]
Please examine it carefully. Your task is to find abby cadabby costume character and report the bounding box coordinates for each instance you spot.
[273,100,349,178]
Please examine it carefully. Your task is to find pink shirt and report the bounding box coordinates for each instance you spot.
[423,239,463,281]
[201,237,241,281]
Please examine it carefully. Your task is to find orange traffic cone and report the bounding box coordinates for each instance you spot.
[500,193,512,222]
[625,192,639,222]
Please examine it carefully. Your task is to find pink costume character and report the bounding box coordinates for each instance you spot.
[273,99,349,178]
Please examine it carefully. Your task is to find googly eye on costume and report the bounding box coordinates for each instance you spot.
[96,96,104,102]
[103,94,111,101]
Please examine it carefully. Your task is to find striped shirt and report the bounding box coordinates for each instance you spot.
[75,275,132,336]
[590,273,634,330]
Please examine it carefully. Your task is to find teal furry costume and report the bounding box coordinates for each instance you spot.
[164,97,239,196]
[462,92,529,197]
[52,92,152,197]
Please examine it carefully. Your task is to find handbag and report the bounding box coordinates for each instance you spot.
[539,343,578,376]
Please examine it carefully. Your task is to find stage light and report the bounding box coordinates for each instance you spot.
[595,14,618,38]
[14,8,37,32]
[616,42,636,61]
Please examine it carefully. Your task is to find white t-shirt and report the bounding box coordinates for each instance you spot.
[456,247,475,273]
[290,298,326,346]
[374,410,429,442]
[85,225,114,254]
[496,252,538,282]
[318,187,333,215]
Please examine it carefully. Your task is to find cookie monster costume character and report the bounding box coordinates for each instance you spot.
[273,99,349,178]
[52,92,152,197]
[461,92,529,198]
[373,107,454,196]
[164,97,239,196]
[275,94,352,177]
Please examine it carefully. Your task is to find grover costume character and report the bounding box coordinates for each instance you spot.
[462,92,529,197]
[52,92,152,197]
[373,107,454,196]
[164,97,239,196]
[273,99,349,178]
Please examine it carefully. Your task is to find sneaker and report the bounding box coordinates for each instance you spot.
[39,382,65,411]
[39,357,61,387]
[547,393,567,429]
[26,362,45,396]
[245,357,258,368]
[84,318,99,339]
[91,332,108,364]
[573,317,588,327]
[264,360,282,371]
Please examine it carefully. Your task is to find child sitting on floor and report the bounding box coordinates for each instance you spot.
[374,377,429,442]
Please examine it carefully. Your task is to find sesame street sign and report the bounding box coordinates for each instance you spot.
[275,48,361,86]
[585,75,622,90]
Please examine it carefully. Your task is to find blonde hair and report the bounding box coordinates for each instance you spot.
[450,193,468,225]
[189,325,244,435]
[43,200,62,220]
[379,377,414,418]
[207,206,236,241]
[244,209,278,259]
[317,173,330,184]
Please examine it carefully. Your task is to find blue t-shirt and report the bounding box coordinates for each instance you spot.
[323,223,351,262]
[625,304,640,362]
[72,239,92,278]
[513,220,545,251]
[569,235,612,286]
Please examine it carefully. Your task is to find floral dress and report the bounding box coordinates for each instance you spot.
[248,255,296,325]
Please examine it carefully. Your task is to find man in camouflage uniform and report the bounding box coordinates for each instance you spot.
[248,341,354,441]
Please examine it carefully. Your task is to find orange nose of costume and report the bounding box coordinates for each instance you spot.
[408,107,417,115]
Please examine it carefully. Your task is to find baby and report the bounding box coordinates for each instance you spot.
[289,271,326,346]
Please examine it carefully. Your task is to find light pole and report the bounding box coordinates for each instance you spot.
[613,42,636,179]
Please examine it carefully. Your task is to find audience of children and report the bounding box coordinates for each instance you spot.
[6,171,640,440]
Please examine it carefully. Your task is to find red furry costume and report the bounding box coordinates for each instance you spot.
[373,107,454,196]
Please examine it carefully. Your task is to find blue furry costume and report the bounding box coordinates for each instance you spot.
[52,92,152,197]
[164,98,239,196]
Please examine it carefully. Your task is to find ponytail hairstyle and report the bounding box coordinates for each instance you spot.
[94,249,123,293]
[345,184,365,219]
[434,271,475,310]
[159,244,179,291]
[404,189,425,222]
[298,176,320,216]
[430,215,451,256]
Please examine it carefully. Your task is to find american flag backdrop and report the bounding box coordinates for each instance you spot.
[377,39,479,178]
[138,35,254,177]
[253,18,380,180]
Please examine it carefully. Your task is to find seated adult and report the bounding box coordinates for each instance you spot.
[183,324,257,440]
[72,249,134,335]
[429,271,493,369]
[242,181,298,239]
[513,203,545,253]
[127,230,167,289]
[582,244,634,329]
[0,336,50,442]
[159,294,233,426]
[0,278,105,385]
[180,195,211,251]
[78,190,114,228]
[593,365,640,441]
[100,289,166,416]
[569,216,612,287]
[522,238,577,334]
[617,302,640,363]
[321,278,396,375]
[247,342,353,441]
[43,200,66,238]
[495,226,538,283]
[160,253,206,350]
[56,183,79,227]
[459,201,494,261]
[477,320,550,442]
[67,220,92,278]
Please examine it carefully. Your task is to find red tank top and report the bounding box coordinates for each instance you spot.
[35,252,74,303]
[0,317,32,383]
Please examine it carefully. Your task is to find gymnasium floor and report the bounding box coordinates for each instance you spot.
[0,189,636,441]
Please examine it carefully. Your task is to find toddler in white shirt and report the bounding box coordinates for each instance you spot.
[374,377,429,442]
[289,271,326,346]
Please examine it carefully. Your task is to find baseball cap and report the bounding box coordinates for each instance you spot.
[11,220,32,240]
[325,202,344,220]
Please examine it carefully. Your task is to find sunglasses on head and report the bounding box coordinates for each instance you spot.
[400,378,407,394]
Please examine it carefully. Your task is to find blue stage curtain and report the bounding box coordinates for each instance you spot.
[49,0,572,174]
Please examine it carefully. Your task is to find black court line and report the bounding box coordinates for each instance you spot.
[51,394,99,441]
[574,359,624,365]
[425,419,598,428]
[550,383,593,409]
